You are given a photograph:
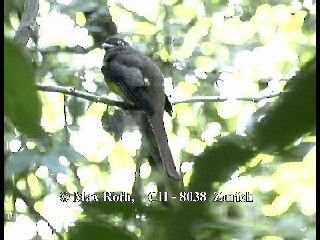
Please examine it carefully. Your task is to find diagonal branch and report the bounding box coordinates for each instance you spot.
[116,2,155,25]
[13,187,63,239]
[14,0,39,46]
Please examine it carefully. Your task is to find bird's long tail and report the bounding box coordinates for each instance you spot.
[148,115,180,181]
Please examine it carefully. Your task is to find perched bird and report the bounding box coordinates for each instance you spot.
[101,37,180,181]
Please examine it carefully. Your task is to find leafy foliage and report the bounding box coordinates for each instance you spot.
[250,57,316,151]
[4,0,316,239]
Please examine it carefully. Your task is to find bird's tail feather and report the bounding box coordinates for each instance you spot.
[148,115,180,181]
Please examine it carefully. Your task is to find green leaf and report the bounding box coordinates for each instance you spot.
[250,57,316,152]
[67,96,87,121]
[4,38,43,137]
[189,135,255,192]
[68,221,138,240]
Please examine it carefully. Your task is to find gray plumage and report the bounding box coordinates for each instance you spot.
[101,37,180,181]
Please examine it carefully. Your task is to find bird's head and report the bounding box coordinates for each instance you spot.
[102,37,129,51]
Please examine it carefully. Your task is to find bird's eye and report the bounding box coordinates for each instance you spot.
[117,40,124,45]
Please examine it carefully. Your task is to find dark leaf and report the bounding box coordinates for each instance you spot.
[249,57,316,152]
[4,38,43,137]
[68,221,138,240]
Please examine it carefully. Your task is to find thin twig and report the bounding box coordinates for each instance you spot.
[63,95,69,136]
[14,0,39,46]
[173,93,281,104]
[14,188,63,239]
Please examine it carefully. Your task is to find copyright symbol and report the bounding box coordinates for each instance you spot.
[60,192,71,202]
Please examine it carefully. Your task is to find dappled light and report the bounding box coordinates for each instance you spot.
[4,0,316,239]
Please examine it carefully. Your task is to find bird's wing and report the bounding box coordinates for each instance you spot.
[104,51,155,115]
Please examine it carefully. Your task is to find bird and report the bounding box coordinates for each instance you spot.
[101,36,180,181]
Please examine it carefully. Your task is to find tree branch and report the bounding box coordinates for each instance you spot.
[36,83,281,108]
[28,45,96,54]
[36,84,136,110]
[173,93,281,104]
[14,0,39,46]
[116,3,155,25]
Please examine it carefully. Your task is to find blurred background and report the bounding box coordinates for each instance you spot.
[4,0,316,239]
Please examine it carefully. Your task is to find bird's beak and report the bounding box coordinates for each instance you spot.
[102,42,113,51]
